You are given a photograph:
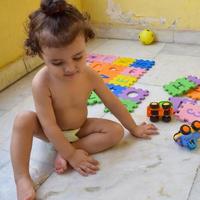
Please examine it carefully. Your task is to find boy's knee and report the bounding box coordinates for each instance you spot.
[110,123,124,143]
[14,111,37,130]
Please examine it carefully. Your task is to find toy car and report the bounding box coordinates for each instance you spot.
[147,101,173,122]
[173,120,200,150]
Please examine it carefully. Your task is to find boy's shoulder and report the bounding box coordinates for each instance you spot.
[85,65,100,80]
[32,66,49,90]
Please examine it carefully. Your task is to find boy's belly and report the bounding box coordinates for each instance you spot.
[55,107,88,130]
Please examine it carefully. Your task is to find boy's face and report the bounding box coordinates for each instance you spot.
[41,34,87,79]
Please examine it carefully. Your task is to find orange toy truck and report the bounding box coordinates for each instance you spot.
[147,101,174,122]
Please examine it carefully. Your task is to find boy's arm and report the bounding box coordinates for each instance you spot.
[32,77,76,160]
[89,69,158,138]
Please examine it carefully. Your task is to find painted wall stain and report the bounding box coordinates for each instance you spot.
[106,0,166,26]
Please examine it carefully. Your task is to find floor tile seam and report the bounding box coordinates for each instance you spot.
[158,51,200,58]
[187,165,200,200]
[136,81,163,87]
[36,171,57,190]
[152,43,167,59]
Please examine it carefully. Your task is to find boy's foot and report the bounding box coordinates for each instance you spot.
[54,153,68,174]
[16,176,35,200]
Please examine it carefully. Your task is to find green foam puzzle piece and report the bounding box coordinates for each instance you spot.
[104,99,138,113]
[87,91,102,105]
[163,77,197,96]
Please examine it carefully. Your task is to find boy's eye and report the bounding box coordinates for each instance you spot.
[73,56,83,61]
[52,62,63,66]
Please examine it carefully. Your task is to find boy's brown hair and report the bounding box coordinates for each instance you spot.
[25,0,95,56]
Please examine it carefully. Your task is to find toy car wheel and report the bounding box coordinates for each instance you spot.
[173,132,180,142]
[180,124,191,135]
[149,102,159,109]
[151,110,159,115]
[162,102,171,109]
[162,115,171,122]
[191,120,200,131]
[150,115,159,122]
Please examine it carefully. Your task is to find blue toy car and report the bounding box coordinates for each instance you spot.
[173,120,200,150]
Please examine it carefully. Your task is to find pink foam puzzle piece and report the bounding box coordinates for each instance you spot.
[175,102,200,123]
[87,54,118,63]
[121,67,147,78]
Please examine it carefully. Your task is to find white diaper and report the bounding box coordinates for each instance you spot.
[63,129,80,142]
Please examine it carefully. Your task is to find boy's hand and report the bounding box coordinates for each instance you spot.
[67,149,99,176]
[130,122,158,139]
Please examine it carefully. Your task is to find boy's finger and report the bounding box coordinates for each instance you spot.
[88,157,99,165]
[146,130,159,135]
[80,165,97,175]
[76,167,88,176]
[141,134,151,139]
[85,163,99,170]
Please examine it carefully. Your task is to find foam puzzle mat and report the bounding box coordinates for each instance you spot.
[87,53,155,113]
[167,76,200,123]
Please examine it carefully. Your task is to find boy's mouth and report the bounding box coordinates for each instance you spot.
[64,71,78,77]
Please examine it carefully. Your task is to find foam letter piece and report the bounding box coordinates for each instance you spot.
[119,87,149,103]
[87,92,102,105]
[130,59,155,70]
[187,75,200,85]
[169,97,197,113]
[109,75,137,87]
[186,86,200,100]
[164,77,197,96]
[113,57,136,66]
[104,99,138,113]
[106,84,127,96]
[121,67,146,78]
[175,102,200,123]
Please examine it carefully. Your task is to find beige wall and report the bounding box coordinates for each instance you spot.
[82,0,200,31]
[0,0,82,69]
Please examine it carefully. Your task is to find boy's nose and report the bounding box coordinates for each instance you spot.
[63,65,77,74]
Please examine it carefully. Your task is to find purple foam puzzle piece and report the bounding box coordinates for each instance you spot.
[187,75,200,85]
[119,87,149,103]
[169,97,197,113]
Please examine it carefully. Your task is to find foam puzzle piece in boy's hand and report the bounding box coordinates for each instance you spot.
[163,77,197,96]
[169,97,197,113]
[187,75,200,85]
[106,84,127,96]
[104,99,138,113]
[113,57,136,66]
[121,67,146,78]
[87,92,102,105]
[130,59,155,70]
[175,102,200,123]
[119,87,149,103]
[186,86,200,100]
[109,75,137,87]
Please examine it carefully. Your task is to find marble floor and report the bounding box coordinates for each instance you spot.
[1,39,200,200]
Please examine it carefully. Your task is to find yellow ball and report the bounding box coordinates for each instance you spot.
[139,29,155,45]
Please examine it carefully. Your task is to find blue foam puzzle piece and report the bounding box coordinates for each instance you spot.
[106,84,127,96]
[130,59,155,70]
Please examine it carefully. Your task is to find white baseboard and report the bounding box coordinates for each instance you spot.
[93,23,200,45]
[0,56,43,91]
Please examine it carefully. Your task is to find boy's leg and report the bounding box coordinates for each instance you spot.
[10,111,48,200]
[73,118,124,154]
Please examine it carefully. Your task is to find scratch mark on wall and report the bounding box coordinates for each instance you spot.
[106,0,166,26]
